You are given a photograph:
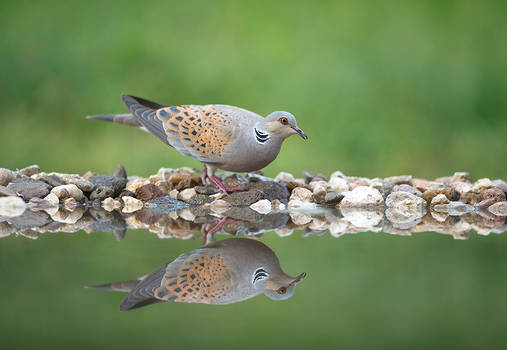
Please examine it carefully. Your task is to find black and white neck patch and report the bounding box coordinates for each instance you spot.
[253,268,269,284]
[254,128,270,144]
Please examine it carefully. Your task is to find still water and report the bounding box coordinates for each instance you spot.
[1,205,506,349]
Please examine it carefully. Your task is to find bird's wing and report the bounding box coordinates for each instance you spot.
[153,248,236,304]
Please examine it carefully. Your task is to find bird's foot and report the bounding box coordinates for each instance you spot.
[209,176,243,194]
[201,217,238,245]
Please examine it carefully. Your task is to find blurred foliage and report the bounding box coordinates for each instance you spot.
[1,0,507,349]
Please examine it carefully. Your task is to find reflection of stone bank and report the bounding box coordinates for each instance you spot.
[0,165,506,240]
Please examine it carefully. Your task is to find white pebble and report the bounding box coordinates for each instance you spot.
[341,186,384,207]
[51,184,84,200]
[0,196,26,217]
[178,188,196,202]
[249,199,272,214]
[290,187,313,202]
[274,172,295,183]
[122,196,143,213]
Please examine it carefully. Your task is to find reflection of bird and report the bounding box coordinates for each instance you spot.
[87,238,306,310]
[87,95,307,193]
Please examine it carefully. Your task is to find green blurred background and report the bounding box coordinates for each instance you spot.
[1,0,507,349]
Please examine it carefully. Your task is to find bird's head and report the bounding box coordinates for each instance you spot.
[265,111,307,140]
[252,268,306,301]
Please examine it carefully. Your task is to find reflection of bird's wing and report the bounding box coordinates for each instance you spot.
[122,95,256,164]
[119,264,168,311]
[153,248,236,304]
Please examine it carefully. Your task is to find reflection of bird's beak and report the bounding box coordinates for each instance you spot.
[289,272,307,286]
[292,126,308,140]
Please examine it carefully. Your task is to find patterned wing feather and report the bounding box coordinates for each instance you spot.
[154,249,235,304]
[156,105,237,163]
[119,264,168,311]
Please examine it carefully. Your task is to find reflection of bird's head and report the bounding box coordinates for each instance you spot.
[252,268,307,301]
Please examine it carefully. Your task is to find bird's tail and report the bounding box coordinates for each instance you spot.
[85,277,145,293]
[86,113,142,128]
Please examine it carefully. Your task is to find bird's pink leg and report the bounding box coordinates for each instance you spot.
[201,217,242,245]
[210,176,243,194]
[202,166,209,186]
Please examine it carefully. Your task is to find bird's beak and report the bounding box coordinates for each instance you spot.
[289,272,307,286]
[291,126,308,140]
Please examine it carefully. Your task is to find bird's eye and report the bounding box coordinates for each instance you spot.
[277,287,287,294]
[279,117,288,125]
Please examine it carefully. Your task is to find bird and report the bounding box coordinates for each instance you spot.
[87,238,306,310]
[87,95,307,193]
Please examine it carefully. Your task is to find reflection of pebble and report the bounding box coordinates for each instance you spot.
[488,201,507,216]
[249,199,272,214]
[51,184,84,200]
[0,168,15,186]
[122,196,143,213]
[0,196,26,217]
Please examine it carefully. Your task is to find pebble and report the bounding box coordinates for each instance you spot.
[275,227,294,237]
[178,208,196,222]
[0,168,15,186]
[59,174,94,192]
[290,212,312,225]
[101,197,121,212]
[290,187,313,202]
[51,207,85,224]
[329,221,348,237]
[44,193,60,207]
[433,202,475,215]
[122,196,144,213]
[0,222,14,238]
[113,165,127,179]
[7,178,51,200]
[178,188,197,202]
[431,193,450,206]
[209,199,231,214]
[17,165,40,177]
[0,185,17,197]
[340,186,384,207]
[271,199,286,211]
[125,178,150,193]
[451,181,472,196]
[32,173,64,187]
[421,188,458,204]
[328,176,349,193]
[386,191,426,208]
[169,189,179,200]
[479,188,506,204]
[274,172,295,183]
[487,201,507,216]
[249,199,272,214]
[63,197,78,211]
[27,197,54,211]
[392,184,422,197]
[303,171,327,183]
[385,207,426,228]
[451,172,471,183]
[0,196,27,217]
[135,184,164,202]
[341,208,382,228]
[411,178,445,192]
[492,179,507,193]
[472,178,494,193]
[384,175,412,184]
[89,175,127,199]
[324,192,344,206]
[51,184,84,200]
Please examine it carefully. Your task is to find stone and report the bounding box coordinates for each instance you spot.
[122,196,144,213]
[340,186,384,207]
[330,170,346,179]
[27,197,54,211]
[249,199,272,214]
[329,220,348,237]
[178,208,196,222]
[341,208,382,228]
[59,174,94,192]
[125,177,150,193]
[274,172,295,183]
[51,184,84,200]
[421,188,458,204]
[386,191,426,208]
[384,175,412,184]
[411,178,445,192]
[309,217,329,231]
[386,207,426,228]
[435,176,452,184]
[169,189,179,199]
[113,165,127,179]
[209,199,231,214]
[7,178,51,200]
[31,173,64,187]
[89,175,127,198]
[431,194,450,206]
[392,184,422,197]
[44,193,60,206]
[0,222,14,238]
[477,198,496,208]
[487,201,507,216]
[290,187,313,202]
[178,188,197,202]
[63,197,78,211]
[275,227,294,237]
[82,171,97,180]
[0,185,17,197]
[472,178,494,193]
[0,196,26,217]
[18,165,40,177]
[324,192,344,206]
[492,179,507,193]
[451,181,472,196]
[101,197,121,212]
[303,171,327,183]
[480,188,506,204]
[0,168,15,186]
[433,202,475,216]
[135,184,164,202]
[328,176,349,193]
[271,199,286,211]
[290,212,312,225]
[51,207,85,224]
[451,172,471,183]
[20,229,39,240]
